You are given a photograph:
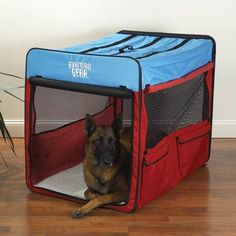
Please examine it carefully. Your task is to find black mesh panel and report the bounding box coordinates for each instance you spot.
[33,86,109,134]
[145,74,209,149]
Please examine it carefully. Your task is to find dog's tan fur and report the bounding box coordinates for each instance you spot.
[72,116,131,219]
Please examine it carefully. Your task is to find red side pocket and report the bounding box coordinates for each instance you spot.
[140,140,181,206]
[176,122,211,178]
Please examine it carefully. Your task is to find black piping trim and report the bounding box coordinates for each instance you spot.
[118,30,215,41]
[79,35,136,54]
[29,76,133,99]
[136,37,163,49]
[136,38,191,59]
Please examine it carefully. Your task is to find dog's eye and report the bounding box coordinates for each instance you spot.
[93,137,103,145]
[109,137,115,144]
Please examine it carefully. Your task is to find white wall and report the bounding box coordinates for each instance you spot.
[0,0,235,137]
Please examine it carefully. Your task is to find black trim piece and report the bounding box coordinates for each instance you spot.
[80,35,136,54]
[136,37,163,49]
[136,38,191,60]
[118,30,215,41]
[29,76,133,99]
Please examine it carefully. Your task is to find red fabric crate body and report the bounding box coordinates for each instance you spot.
[25,31,216,212]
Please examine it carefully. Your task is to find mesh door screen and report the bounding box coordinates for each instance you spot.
[33,86,110,134]
[145,74,209,149]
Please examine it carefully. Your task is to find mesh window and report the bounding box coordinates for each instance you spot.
[145,74,209,149]
[33,86,110,134]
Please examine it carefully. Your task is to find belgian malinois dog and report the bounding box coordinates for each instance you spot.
[72,114,131,219]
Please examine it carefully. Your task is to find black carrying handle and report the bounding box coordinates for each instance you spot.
[119,45,134,53]
[29,76,133,98]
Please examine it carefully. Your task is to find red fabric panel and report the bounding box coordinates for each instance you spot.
[176,122,211,177]
[30,120,86,184]
[138,62,214,208]
[29,105,114,185]
[25,80,33,190]
[145,62,214,94]
[140,135,181,206]
[92,105,114,126]
[116,98,122,115]
[139,120,211,207]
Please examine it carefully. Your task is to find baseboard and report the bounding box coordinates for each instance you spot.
[3,120,24,137]
[2,119,236,138]
[212,120,236,138]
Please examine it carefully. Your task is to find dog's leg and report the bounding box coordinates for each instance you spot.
[72,191,126,219]
[84,188,101,200]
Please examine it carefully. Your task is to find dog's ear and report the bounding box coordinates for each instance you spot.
[112,114,122,136]
[85,114,96,136]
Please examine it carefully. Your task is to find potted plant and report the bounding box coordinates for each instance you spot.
[0,72,24,168]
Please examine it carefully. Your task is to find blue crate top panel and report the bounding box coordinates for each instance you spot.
[26,32,214,91]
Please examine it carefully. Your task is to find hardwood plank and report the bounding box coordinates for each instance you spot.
[0,138,236,235]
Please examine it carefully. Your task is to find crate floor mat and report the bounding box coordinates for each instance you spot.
[35,164,87,199]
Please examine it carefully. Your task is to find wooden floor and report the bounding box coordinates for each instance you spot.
[0,139,236,236]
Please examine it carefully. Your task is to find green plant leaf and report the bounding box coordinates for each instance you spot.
[0,113,7,142]
[0,112,16,156]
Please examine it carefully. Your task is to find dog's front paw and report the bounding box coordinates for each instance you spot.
[71,208,86,219]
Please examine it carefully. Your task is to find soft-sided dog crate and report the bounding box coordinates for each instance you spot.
[25,30,216,212]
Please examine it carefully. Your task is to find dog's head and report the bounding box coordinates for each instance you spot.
[85,114,122,167]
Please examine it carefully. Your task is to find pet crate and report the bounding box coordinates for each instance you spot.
[25,30,216,212]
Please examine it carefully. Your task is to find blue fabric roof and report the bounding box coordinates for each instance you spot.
[26,32,214,91]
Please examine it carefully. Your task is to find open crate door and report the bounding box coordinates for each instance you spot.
[25,77,134,206]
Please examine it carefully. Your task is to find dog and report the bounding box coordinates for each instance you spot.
[72,114,131,219]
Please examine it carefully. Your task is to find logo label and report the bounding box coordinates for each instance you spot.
[68,61,91,79]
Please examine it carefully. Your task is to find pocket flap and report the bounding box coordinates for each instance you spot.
[177,122,211,144]
[144,143,169,166]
